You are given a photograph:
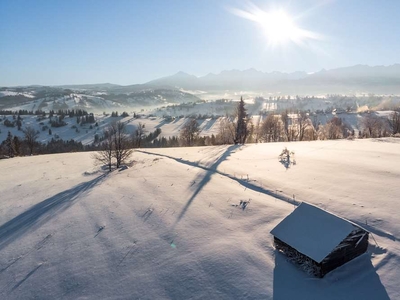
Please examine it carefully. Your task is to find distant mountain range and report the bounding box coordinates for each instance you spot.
[146,64,400,94]
[147,69,308,90]
[2,64,400,99]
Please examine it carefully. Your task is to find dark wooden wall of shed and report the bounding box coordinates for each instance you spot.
[274,237,323,277]
[320,231,369,277]
[274,229,369,278]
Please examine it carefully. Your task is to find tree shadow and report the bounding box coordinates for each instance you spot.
[196,119,207,128]
[137,148,299,208]
[0,173,107,251]
[137,146,240,225]
[349,220,398,242]
[202,118,217,131]
[155,118,171,129]
[273,250,390,300]
[371,138,400,144]
[279,157,291,170]
[174,145,239,225]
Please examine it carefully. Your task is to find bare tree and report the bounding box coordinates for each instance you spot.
[254,114,262,143]
[388,111,400,135]
[132,122,145,148]
[111,121,133,168]
[180,118,200,146]
[23,125,39,155]
[92,128,114,172]
[318,117,351,140]
[260,114,282,142]
[217,117,235,144]
[281,110,291,141]
[281,110,310,141]
[246,119,255,143]
[318,121,342,140]
[360,114,389,138]
[309,114,319,140]
[297,111,311,141]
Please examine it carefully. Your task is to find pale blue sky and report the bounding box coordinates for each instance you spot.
[1,0,400,86]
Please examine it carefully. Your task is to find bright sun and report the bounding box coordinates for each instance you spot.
[230,5,320,48]
[258,10,299,46]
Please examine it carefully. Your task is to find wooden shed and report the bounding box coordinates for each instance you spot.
[271,202,369,277]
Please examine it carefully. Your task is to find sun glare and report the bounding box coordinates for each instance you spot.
[259,10,298,45]
[230,4,321,48]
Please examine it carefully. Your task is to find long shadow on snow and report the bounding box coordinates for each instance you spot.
[153,148,397,242]
[138,146,240,224]
[174,145,239,224]
[137,148,299,209]
[202,118,217,131]
[350,220,398,242]
[273,250,390,300]
[155,118,171,129]
[0,173,107,251]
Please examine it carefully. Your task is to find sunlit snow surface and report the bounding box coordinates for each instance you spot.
[0,139,399,299]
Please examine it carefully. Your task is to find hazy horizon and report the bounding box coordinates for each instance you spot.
[3,63,400,89]
[1,0,400,86]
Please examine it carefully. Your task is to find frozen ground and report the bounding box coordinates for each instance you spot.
[0,138,399,299]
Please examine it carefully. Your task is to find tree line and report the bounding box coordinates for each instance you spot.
[2,99,399,164]
[0,127,85,157]
[177,104,400,146]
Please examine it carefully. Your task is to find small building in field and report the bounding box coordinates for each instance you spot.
[270,202,369,277]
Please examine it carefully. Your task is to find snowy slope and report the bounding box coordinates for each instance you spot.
[0,139,399,299]
[0,115,222,145]
[2,110,384,147]
[0,91,35,98]
[7,94,122,112]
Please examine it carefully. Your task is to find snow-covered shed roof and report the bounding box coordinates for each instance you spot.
[270,202,366,263]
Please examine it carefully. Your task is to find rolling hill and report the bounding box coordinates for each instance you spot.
[0,139,399,299]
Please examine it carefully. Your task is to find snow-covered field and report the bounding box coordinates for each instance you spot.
[1,110,387,147]
[3,94,122,113]
[0,138,399,299]
[0,114,223,145]
[0,91,35,98]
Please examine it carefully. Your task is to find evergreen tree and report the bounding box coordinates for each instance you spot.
[17,114,22,130]
[13,136,21,156]
[5,131,15,157]
[234,97,248,144]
